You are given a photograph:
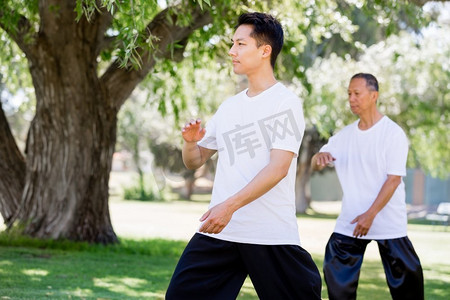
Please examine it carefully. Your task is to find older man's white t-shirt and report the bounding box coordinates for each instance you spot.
[320,116,409,239]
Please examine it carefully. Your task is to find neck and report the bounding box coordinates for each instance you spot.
[246,67,277,97]
[358,110,383,130]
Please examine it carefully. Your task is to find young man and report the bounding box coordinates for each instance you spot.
[311,73,424,300]
[166,12,322,300]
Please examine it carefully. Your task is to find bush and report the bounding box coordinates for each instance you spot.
[123,185,161,201]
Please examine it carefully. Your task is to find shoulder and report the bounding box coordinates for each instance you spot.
[382,117,407,138]
[335,120,358,136]
[276,83,301,102]
[272,84,302,114]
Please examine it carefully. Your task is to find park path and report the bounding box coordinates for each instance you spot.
[109,199,377,258]
[1,194,448,265]
[108,199,450,266]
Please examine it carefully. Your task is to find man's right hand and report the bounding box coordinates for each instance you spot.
[311,152,336,171]
[182,119,206,143]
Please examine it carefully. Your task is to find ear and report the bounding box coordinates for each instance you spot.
[261,45,272,58]
[371,91,379,103]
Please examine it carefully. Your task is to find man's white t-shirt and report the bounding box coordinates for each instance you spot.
[198,82,305,245]
[320,116,409,239]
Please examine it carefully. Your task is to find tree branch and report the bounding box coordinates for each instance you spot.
[0,9,37,57]
[97,35,118,56]
[86,5,114,58]
[100,4,213,109]
[408,0,450,7]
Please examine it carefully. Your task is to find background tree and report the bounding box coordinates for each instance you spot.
[304,19,450,178]
[135,1,443,213]
[0,0,443,243]
[0,0,219,243]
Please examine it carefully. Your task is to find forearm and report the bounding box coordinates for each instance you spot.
[182,142,205,170]
[198,149,294,234]
[225,161,289,213]
[366,175,401,216]
[351,175,402,237]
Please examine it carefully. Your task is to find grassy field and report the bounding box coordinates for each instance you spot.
[1,220,449,299]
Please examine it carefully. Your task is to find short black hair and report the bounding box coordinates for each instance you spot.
[351,73,379,92]
[236,12,284,69]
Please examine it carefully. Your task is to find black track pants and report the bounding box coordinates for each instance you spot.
[323,232,424,300]
[166,233,322,300]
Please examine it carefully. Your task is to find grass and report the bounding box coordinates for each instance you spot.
[0,223,449,299]
[0,236,184,299]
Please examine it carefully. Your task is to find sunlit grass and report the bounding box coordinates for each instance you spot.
[0,224,449,299]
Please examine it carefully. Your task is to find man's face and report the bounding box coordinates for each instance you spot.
[228,24,267,75]
[347,78,378,115]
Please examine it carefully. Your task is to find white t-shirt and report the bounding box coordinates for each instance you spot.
[320,116,409,239]
[198,82,305,245]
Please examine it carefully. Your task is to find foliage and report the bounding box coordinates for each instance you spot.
[2,0,433,137]
[303,21,450,178]
[1,0,429,123]
[0,0,446,242]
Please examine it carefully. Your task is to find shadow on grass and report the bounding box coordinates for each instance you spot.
[0,234,261,299]
[0,232,448,299]
[0,234,188,299]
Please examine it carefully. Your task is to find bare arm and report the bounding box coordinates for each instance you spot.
[198,149,295,234]
[311,152,336,171]
[351,175,402,238]
[181,119,216,169]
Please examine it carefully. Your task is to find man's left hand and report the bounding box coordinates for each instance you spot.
[198,202,234,234]
[351,211,376,238]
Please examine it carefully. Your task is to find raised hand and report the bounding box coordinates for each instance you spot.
[315,152,336,168]
[182,119,206,143]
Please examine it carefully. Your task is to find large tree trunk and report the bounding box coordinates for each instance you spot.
[15,63,118,243]
[0,102,25,224]
[0,1,212,243]
[8,10,118,243]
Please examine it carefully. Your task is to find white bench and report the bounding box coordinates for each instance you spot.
[426,202,450,227]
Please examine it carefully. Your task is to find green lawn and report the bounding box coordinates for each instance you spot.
[0,223,449,299]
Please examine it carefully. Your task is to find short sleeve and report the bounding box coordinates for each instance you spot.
[320,135,338,155]
[198,114,218,150]
[386,128,408,176]
[261,96,305,156]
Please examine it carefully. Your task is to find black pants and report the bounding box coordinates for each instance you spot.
[166,233,322,300]
[324,232,424,300]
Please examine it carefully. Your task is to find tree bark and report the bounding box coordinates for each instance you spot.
[1,1,212,243]
[0,102,25,224]
[6,3,118,243]
[409,0,449,7]
[295,128,327,213]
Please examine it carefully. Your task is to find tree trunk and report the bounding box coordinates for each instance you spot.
[295,160,311,214]
[5,3,118,243]
[12,51,119,243]
[295,128,327,213]
[184,177,196,200]
[1,1,212,244]
[0,102,25,224]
